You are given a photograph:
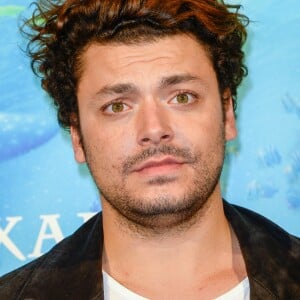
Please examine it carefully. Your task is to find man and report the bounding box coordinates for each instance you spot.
[0,0,299,299]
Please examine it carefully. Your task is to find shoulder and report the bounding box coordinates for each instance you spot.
[0,254,45,299]
[0,212,103,299]
[224,200,300,298]
[224,200,300,250]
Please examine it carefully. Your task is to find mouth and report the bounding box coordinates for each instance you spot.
[132,157,186,176]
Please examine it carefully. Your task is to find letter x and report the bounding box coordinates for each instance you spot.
[0,217,25,260]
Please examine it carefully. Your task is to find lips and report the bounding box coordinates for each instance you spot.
[132,157,185,173]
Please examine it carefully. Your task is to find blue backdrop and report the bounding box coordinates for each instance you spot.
[1,0,299,275]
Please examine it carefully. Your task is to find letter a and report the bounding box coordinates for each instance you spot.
[28,214,63,258]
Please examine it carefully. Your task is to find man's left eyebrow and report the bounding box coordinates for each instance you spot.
[159,74,202,89]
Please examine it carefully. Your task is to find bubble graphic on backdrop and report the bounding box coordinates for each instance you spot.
[0,112,59,161]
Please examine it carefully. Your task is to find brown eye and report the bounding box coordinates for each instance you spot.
[111,102,125,113]
[176,94,189,104]
[103,101,130,115]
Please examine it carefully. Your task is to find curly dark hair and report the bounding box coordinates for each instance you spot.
[23,0,249,129]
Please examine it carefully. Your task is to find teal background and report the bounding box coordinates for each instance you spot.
[0,0,299,275]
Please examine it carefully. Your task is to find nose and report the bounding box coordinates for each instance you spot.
[136,101,174,146]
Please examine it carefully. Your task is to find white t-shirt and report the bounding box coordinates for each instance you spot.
[103,270,250,300]
[214,277,250,300]
[103,271,148,300]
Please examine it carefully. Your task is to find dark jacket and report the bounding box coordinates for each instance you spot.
[0,201,299,299]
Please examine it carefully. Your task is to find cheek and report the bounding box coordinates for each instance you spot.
[83,124,134,173]
[173,111,222,147]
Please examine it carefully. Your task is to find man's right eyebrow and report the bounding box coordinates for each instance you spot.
[96,83,139,96]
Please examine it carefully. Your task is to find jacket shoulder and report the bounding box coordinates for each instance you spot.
[224,200,300,298]
[0,212,102,299]
[0,255,45,299]
[225,201,300,252]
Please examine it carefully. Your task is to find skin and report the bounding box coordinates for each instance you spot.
[71,34,246,299]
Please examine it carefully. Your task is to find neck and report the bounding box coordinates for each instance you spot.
[101,190,247,298]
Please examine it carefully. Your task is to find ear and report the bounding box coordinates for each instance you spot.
[222,89,237,141]
[70,125,86,163]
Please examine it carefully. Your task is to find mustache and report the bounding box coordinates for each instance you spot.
[122,144,198,175]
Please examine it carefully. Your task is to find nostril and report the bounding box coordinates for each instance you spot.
[161,134,170,140]
[142,137,150,142]
[138,129,173,146]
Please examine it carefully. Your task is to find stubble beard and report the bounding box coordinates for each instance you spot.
[82,130,226,236]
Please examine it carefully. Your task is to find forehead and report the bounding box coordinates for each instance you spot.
[78,34,217,93]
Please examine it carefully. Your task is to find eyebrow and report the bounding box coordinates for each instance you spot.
[159,74,200,89]
[95,73,202,97]
[96,83,139,97]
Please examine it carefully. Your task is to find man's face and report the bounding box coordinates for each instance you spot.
[71,34,236,230]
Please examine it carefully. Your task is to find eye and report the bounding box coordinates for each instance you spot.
[102,101,130,114]
[169,92,196,105]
